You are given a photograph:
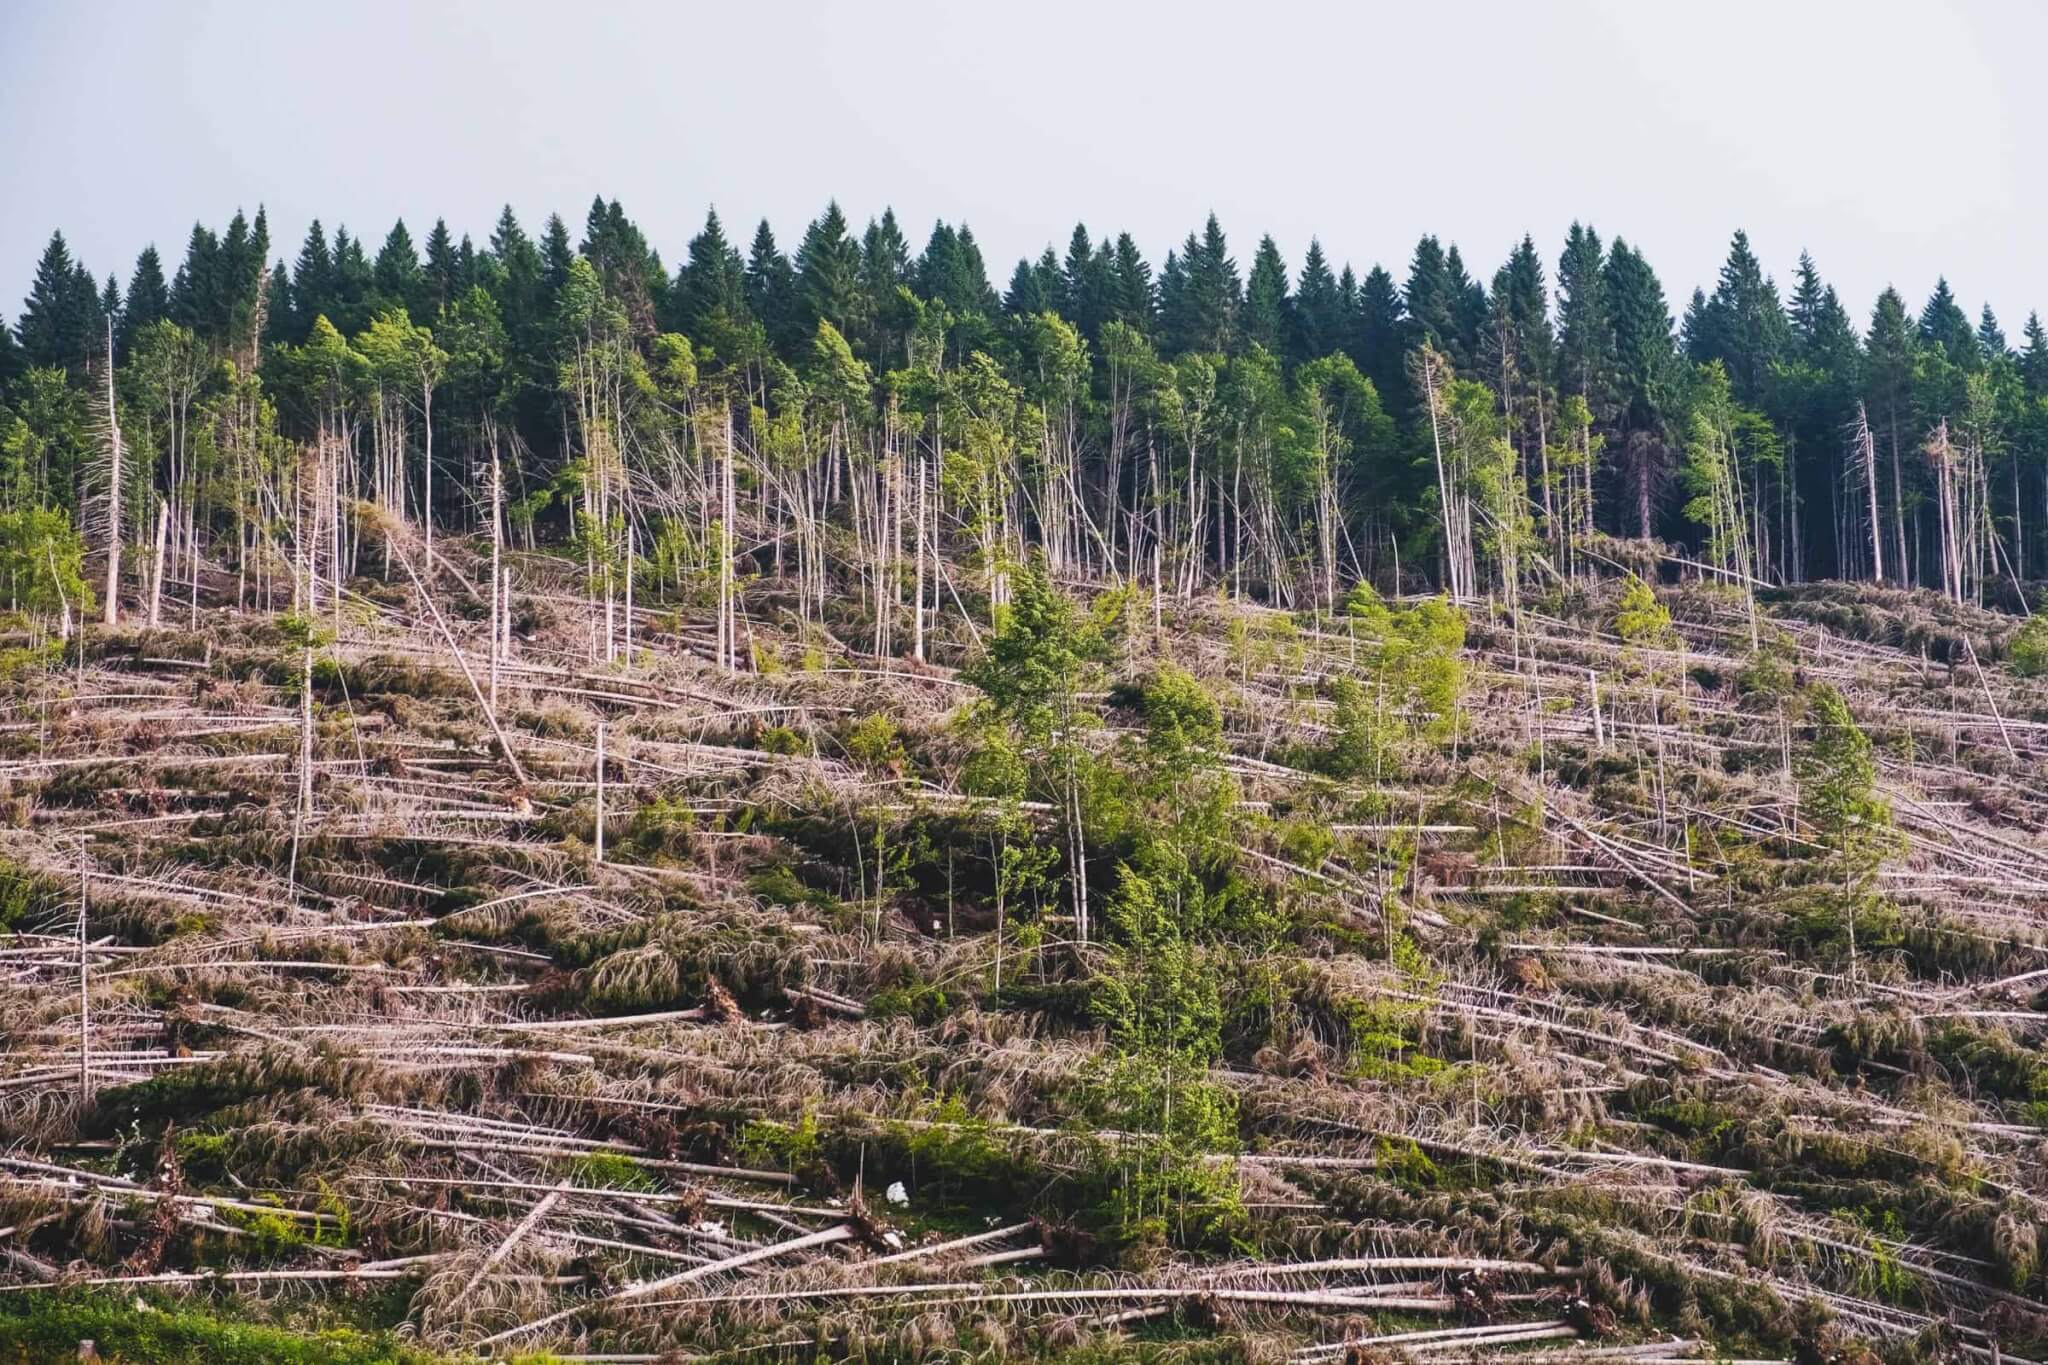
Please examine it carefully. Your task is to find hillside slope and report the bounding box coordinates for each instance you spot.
[0,549,2044,1364]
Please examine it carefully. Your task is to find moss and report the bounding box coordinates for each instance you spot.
[0,1291,440,1364]
[563,1151,655,1191]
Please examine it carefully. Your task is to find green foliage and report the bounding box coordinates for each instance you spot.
[0,1292,436,1364]
[845,711,905,771]
[1324,589,1467,776]
[1614,575,1674,647]
[2012,613,2048,677]
[565,1151,656,1191]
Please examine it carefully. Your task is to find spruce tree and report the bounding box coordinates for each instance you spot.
[373,219,423,319]
[424,218,461,317]
[1350,265,1406,416]
[1976,304,2009,361]
[1004,256,1052,317]
[744,219,798,349]
[795,201,864,338]
[120,246,171,358]
[1242,235,1291,356]
[290,222,335,342]
[1293,239,1343,364]
[1160,214,1239,356]
[1556,222,1612,411]
[1108,233,1153,331]
[2021,313,2048,397]
[1918,278,1975,367]
[18,231,97,373]
[673,208,750,338]
[1604,237,1678,536]
[1690,229,1791,404]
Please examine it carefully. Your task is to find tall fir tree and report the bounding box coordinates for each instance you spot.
[424,218,461,317]
[795,201,864,338]
[672,208,751,339]
[1242,235,1291,356]
[1293,239,1343,364]
[119,246,171,358]
[1555,222,1612,412]
[1918,278,1976,367]
[745,219,798,349]
[18,231,98,374]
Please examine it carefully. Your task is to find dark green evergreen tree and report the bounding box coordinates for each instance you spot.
[1918,278,1976,367]
[1976,304,2009,361]
[1160,214,1239,355]
[424,218,461,317]
[290,221,335,341]
[672,208,750,339]
[1556,222,1612,412]
[19,232,99,374]
[745,219,798,349]
[1688,229,1790,404]
[795,201,864,338]
[1604,237,1678,536]
[120,246,170,357]
[372,219,424,319]
[1349,265,1406,415]
[1107,233,1153,331]
[1293,239,1343,364]
[1242,235,1291,356]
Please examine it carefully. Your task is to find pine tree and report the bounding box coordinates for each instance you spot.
[1445,244,1487,365]
[744,219,798,348]
[1108,233,1153,331]
[1976,303,2009,361]
[2021,313,2048,397]
[1242,235,1291,356]
[1293,239,1343,364]
[1402,235,1456,358]
[424,218,461,318]
[1004,256,1052,317]
[913,221,983,317]
[795,201,864,338]
[18,231,97,373]
[290,221,335,342]
[373,219,424,319]
[672,208,750,338]
[1555,222,1612,411]
[1489,235,1553,404]
[1061,225,1112,339]
[1864,288,1919,579]
[1788,250,1827,348]
[860,209,910,311]
[955,226,998,314]
[1918,278,1975,367]
[538,215,576,298]
[1689,230,1791,404]
[1604,237,1678,536]
[1160,215,1239,355]
[1349,265,1406,416]
[120,246,171,358]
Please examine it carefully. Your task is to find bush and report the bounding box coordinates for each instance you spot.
[2012,613,2048,677]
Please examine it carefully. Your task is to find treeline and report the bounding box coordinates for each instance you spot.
[3,196,2046,634]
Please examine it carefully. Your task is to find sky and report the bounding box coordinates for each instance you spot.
[2,0,2042,333]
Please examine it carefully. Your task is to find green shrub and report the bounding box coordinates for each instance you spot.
[2012,613,2048,677]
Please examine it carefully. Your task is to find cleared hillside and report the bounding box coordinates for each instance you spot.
[0,545,2044,1365]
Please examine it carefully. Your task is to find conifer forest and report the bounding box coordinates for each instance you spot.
[0,198,2045,1364]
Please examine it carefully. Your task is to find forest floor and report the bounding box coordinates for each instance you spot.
[0,540,2043,1365]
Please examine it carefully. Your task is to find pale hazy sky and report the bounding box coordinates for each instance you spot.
[3,0,2041,332]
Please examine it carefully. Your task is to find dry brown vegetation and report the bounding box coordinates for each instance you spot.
[0,544,2044,1365]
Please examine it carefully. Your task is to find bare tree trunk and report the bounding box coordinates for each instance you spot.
[102,320,123,626]
[147,502,168,629]
[1855,403,1884,583]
